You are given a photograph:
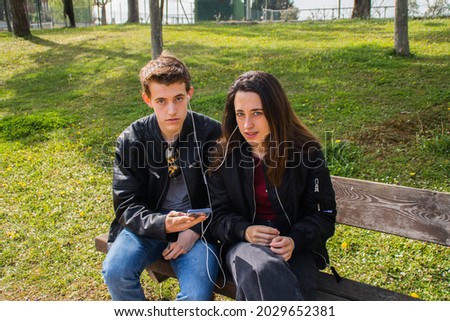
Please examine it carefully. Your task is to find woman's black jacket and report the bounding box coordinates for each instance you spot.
[208,144,337,269]
[108,112,221,243]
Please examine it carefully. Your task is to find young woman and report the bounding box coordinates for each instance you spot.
[208,71,337,300]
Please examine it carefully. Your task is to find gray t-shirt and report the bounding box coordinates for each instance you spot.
[160,174,191,213]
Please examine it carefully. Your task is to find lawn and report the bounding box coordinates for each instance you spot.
[1,18,449,301]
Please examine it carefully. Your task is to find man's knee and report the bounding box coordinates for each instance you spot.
[101,258,116,285]
[102,257,140,286]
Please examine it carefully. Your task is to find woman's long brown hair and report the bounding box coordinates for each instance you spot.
[212,71,320,187]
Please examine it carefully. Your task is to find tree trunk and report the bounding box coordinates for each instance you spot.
[63,0,76,27]
[9,0,31,38]
[101,5,107,25]
[0,0,4,20]
[394,0,410,56]
[150,0,163,59]
[128,0,139,23]
[352,0,371,19]
[4,0,12,32]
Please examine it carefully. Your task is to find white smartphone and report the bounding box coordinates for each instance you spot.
[186,208,212,218]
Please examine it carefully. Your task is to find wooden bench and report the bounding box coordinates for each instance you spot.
[95,176,450,300]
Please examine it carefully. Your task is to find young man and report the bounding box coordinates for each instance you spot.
[102,52,221,301]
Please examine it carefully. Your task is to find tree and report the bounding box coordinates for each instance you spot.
[128,0,139,23]
[3,0,12,32]
[0,0,4,20]
[9,0,31,38]
[63,0,76,27]
[394,0,410,56]
[424,0,449,17]
[352,0,371,19]
[150,0,164,59]
[95,0,110,25]
[408,0,420,17]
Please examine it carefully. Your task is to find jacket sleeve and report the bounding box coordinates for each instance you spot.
[112,131,168,241]
[288,150,337,252]
[208,167,252,244]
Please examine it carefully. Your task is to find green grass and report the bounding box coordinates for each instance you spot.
[1,19,449,301]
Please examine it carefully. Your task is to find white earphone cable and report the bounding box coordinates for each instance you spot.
[188,99,227,289]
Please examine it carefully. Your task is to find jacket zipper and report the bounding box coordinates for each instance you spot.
[150,170,160,179]
[274,187,292,228]
[188,161,199,169]
[251,159,257,223]
[314,178,321,211]
[180,165,193,208]
[154,172,168,210]
[154,141,169,209]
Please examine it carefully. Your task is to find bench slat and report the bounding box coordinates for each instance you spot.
[332,176,450,246]
[317,271,415,301]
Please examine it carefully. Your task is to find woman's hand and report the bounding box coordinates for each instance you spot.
[164,211,206,233]
[244,225,279,246]
[270,236,295,261]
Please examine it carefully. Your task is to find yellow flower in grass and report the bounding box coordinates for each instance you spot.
[410,292,419,299]
[18,182,27,188]
[6,231,19,239]
[341,241,349,249]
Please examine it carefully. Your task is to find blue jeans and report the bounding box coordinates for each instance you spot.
[102,228,219,301]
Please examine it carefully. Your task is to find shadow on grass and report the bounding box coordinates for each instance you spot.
[28,35,60,48]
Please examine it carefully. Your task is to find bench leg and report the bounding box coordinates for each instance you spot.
[146,267,170,283]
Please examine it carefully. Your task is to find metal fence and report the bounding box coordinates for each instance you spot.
[261,6,395,21]
[1,0,449,31]
[298,6,395,20]
[0,0,195,30]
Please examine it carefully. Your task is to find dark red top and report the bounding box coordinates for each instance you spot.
[254,158,277,221]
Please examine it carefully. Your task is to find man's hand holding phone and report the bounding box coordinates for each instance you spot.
[164,208,211,233]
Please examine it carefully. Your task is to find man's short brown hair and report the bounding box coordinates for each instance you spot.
[139,51,191,97]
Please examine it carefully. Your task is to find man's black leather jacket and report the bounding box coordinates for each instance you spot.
[108,111,221,243]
